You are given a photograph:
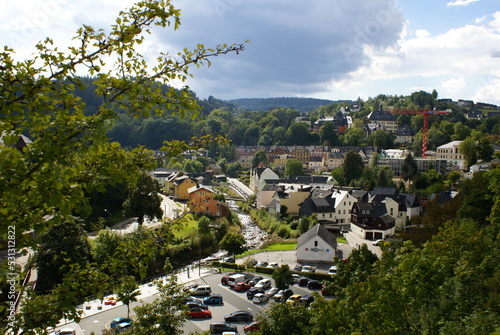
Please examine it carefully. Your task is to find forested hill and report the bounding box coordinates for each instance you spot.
[228,97,346,113]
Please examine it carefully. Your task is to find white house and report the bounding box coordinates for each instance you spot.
[330,189,358,224]
[296,224,337,264]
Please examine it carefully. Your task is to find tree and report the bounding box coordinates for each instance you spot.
[342,150,364,185]
[116,276,140,319]
[476,137,494,162]
[272,265,294,290]
[123,173,164,224]
[259,302,313,335]
[401,152,418,184]
[0,0,245,253]
[131,279,187,335]
[219,232,247,258]
[459,137,477,170]
[34,218,92,293]
[343,128,365,146]
[284,159,304,176]
[252,150,269,168]
[319,122,339,146]
[285,122,312,145]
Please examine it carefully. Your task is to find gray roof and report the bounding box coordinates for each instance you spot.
[296,224,337,249]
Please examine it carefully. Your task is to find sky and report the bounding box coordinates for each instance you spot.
[1,0,499,105]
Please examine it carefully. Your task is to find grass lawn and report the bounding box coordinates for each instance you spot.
[337,236,347,243]
[238,241,297,258]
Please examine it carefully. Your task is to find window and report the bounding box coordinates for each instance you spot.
[314,241,318,247]
[206,207,210,212]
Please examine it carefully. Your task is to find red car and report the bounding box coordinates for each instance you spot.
[244,321,260,332]
[187,308,212,319]
[104,298,117,306]
[221,275,229,285]
[234,282,251,292]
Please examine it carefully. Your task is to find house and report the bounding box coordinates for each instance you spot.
[366,109,398,133]
[331,188,358,224]
[205,164,222,175]
[188,184,229,217]
[296,224,337,264]
[436,141,465,171]
[350,202,395,240]
[394,124,415,144]
[249,164,280,192]
[298,197,336,223]
[256,184,282,210]
[174,175,199,201]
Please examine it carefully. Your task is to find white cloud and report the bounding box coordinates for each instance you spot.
[441,76,466,93]
[327,11,500,104]
[446,0,480,7]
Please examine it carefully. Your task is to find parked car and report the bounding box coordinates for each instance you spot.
[222,256,235,263]
[273,288,294,302]
[221,275,229,285]
[114,322,132,334]
[187,308,212,319]
[183,283,198,292]
[255,261,268,267]
[291,273,301,283]
[254,278,271,290]
[54,329,76,335]
[189,285,212,296]
[372,239,385,246]
[203,294,223,305]
[209,322,237,334]
[185,296,203,304]
[252,292,269,304]
[328,265,338,275]
[298,277,311,287]
[244,320,261,332]
[104,297,117,306]
[224,310,254,322]
[266,287,279,297]
[300,295,315,307]
[234,282,252,292]
[186,301,208,310]
[267,262,279,269]
[286,294,303,306]
[248,275,264,286]
[246,287,265,300]
[110,318,132,329]
[302,265,316,273]
[307,280,323,290]
[292,265,302,272]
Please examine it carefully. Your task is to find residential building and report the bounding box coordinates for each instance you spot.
[174,175,199,201]
[350,202,395,240]
[296,224,337,264]
[436,141,465,171]
[188,184,229,217]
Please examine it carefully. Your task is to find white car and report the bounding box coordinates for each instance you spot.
[254,278,272,289]
[372,239,385,246]
[302,265,315,273]
[267,262,279,269]
[252,292,269,304]
[267,287,279,297]
[292,273,301,283]
[328,265,338,275]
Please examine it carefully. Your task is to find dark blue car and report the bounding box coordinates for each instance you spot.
[203,294,224,305]
[110,318,132,329]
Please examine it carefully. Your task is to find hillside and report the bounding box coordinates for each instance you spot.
[228,97,348,113]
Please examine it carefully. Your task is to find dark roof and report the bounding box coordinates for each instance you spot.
[372,187,398,196]
[296,224,337,249]
[396,124,415,136]
[367,109,397,121]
